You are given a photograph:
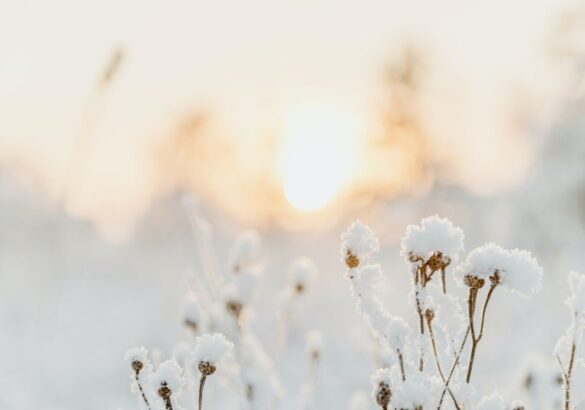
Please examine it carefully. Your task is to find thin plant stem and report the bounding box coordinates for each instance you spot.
[466,283,497,383]
[438,326,471,409]
[163,397,173,410]
[396,348,406,381]
[559,343,576,410]
[427,318,461,410]
[134,373,151,410]
[198,375,207,410]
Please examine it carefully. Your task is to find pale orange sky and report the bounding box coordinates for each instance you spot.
[0,0,580,237]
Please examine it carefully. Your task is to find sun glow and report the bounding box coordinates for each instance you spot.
[279,105,363,212]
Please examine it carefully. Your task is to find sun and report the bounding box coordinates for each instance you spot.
[279,104,363,212]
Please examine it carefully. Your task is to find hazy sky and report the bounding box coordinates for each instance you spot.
[0,0,579,236]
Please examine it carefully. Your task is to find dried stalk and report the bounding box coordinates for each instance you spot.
[426,314,461,410]
[198,375,207,410]
[438,326,471,409]
[396,348,406,381]
[134,372,151,410]
[558,343,576,410]
[466,278,497,383]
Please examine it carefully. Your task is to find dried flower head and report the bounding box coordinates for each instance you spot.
[340,220,379,269]
[193,333,234,370]
[464,274,485,290]
[401,215,464,265]
[198,361,216,376]
[464,243,543,297]
[149,359,185,399]
[371,368,392,409]
[125,347,151,375]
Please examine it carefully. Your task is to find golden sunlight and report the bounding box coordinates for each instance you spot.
[279,104,363,212]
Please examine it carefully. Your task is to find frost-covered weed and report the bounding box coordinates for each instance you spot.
[340,215,546,410]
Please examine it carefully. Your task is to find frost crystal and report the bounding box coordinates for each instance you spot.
[340,220,379,268]
[391,372,433,409]
[401,215,464,263]
[193,333,234,365]
[350,264,391,340]
[385,316,411,351]
[476,391,506,410]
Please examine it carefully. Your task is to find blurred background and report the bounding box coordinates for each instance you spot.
[1,0,585,408]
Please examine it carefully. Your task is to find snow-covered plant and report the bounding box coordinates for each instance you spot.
[476,391,505,410]
[149,359,186,410]
[555,271,585,410]
[371,368,392,410]
[193,333,234,410]
[341,219,380,270]
[125,347,153,410]
[340,215,544,410]
[461,243,543,383]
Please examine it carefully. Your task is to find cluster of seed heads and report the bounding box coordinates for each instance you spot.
[464,274,485,289]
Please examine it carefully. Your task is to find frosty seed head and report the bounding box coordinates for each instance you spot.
[125,347,151,375]
[464,274,485,290]
[150,359,185,398]
[371,368,392,409]
[198,361,216,376]
[464,243,543,297]
[340,220,380,269]
[193,333,234,370]
[375,382,391,408]
[424,308,434,322]
[132,360,143,374]
[427,251,450,272]
[401,215,464,265]
[346,251,360,269]
[158,382,171,399]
